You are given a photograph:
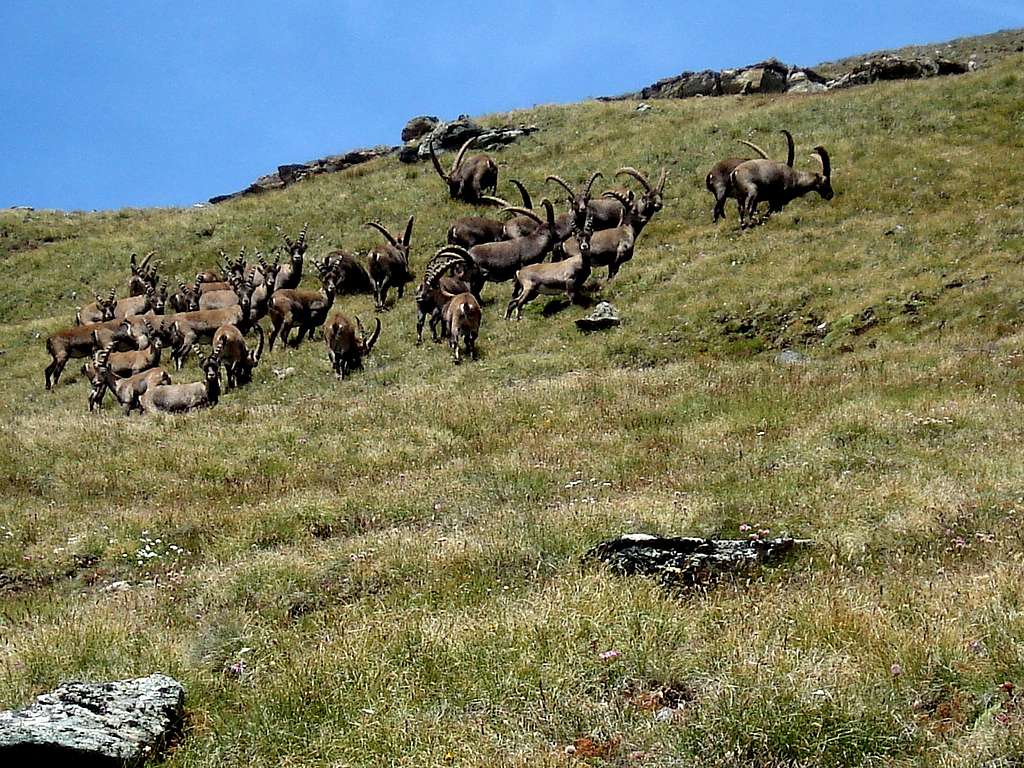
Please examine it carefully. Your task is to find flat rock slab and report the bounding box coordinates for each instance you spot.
[0,674,185,767]
[587,533,811,587]
[576,301,621,332]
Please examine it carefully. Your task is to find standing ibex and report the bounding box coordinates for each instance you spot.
[275,224,308,290]
[429,137,498,203]
[506,212,594,320]
[83,319,165,380]
[86,345,171,413]
[139,342,223,414]
[44,318,135,389]
[559,190,652,279]
[325,314,381,379]
[108,283,167,320]
[268,261,338,350]
[211,323,264,387]
[75,289,118,325]
[365,216,415,311]
[167,290,252,369]
[731,145,833,228]
[706,130,794,223]
[442,290,482,364]
[415,252,477,345]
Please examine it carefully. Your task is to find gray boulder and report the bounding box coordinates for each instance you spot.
[575,301,621,331]
[400,115,439,143]
[786,70,828,94]
[720,60,789,95]
[827,55,967,89]
[0,673,185,766]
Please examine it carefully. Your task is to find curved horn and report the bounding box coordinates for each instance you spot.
[297,224,308,250]
[140,251,156,270]
[402,215,414,248]
[781,130,795,167]
[500,206,543,225]
[736,139,768,160]
[365,221,399,247]
[252,323,265,364]
[428,140,450,182]
[479,195,513,208]
[656,167,669,193]
[509,179,533,209]
[614,167,652,192]
[813,146,831,179]
[603,190,632,208]
[451,136,477,174]
[545,175,575,200]
[364,317,381,354]
[583,172,604,200]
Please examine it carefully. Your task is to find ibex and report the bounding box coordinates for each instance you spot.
[170,281,200,312]
[112,282,167,320]
[506,212,594,320]
[325,314,381,379]
[366,216,415,311]
[706,130,794,223]
[322,249,374,296]
[439,199,558,293]
[211,323,264,387]
[275,224,308,290]
[267,261,338,350]
[545,173,609,232]
[248,256,281,321]
[75,289,117,325]
[559,190,651,279]
[128,252,158,296]
[83,319,165,380]
[428,136,498,203]
[442,290,482,364]
[139,342,223,414]
[480,179,540,239]
[44,318,135,389]
[446,215,507,248]
[731,145,833,228]
[415,252,478,345]
[167,292,252,369]
[86,345,171,413]
[199,274,249,310]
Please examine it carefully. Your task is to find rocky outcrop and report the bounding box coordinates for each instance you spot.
[0,673,185,766]
[586,533,811,588]
[826,55,968,89]
[400,115,439,143]
[399,116,539,163]
[210,146,397,204]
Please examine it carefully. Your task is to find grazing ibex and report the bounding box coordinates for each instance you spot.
[442,290,482,364]
[44,318,135,389]
[506,212,594,320]
[139,342,223,414]
[706,130,794,223]
[325,314,381,379]
[275,224,308,290]
[415,252,478,345]
[75,289,118,325]
[322,249,374,296]
[211,323,264,387]
[267,261,338,350]
[366,216,415,311]
[86,345,171,413]
[429,137,498,203]
[731,145,833,228]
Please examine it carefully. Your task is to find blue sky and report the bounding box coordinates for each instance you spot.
[2,2,1021,211]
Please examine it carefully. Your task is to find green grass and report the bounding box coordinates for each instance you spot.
[2,57,1024,767]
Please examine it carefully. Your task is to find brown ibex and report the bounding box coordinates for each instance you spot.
[170,280,200,312]
[267,261,337,350]
[275,224,308,290]
[127,252,159,295]
[167,290,252,369]
[446,215,507,248]
[731,145,833,228]
[86,345,171,413]
[442,290,482,364]
[44,318,135,389]
[480,179,541,239]
[110,283,167,319]
[325,314,381,379]
[559,190,652,279]
[415,252,478,345]
[506,212,594,320]
[365,216,415,310]
[706,131,793,223]
[139,342,223,414]
[429,136,498,203]
[212,323,264,387]
[83,319,165,380]
[75,289,118,325]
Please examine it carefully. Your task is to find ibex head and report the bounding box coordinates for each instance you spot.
[365,215,414,258]
[616,167,668,217]
[546,172,603,225]
[278,224,309,262]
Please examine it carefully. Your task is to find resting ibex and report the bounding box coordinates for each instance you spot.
[325,314,381,379]
[86,345,171,413]
[429,137,498,203]
[139,342,223,414]
[44,318,135,389]
[560,190,652,279]
[440,199,558,292]
[706,131,794,223]
[366,216,415,311]
[275,224,308,290]
[75,289,117,325]
[211,323,264,387]
[267,261,337,350]
[442,290,481,364]
[170,281,200,312]
[128,252,159,296]
[415,252,477,345]
[506,212,594,320]
[731,145,833,228]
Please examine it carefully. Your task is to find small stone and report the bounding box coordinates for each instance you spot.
[775,349,808,365]
[576,302,621,332]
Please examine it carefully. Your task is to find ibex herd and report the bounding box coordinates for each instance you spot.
[42,127,834,412]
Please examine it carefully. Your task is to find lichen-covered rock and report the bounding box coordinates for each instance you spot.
[400,115,439,143]
[575,301,621,331]
[586,533,811,588]
[786,70,828,94]
[0,673,185,767]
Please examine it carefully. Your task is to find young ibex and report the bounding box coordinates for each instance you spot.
[441,199,558,292]
[325,314,381,379]
[429,137,498,203]
[506,212,594,320]
[267,261,338,351]
[559,190,651,279]
[415,252,478,345]
[366,216,415,311]
[275,224,308,290]
[86,344,171,413]
[706,130,794,223]
[139,342,223,414]
[731,145,833,228]
[75,289,118,325]
[44,318,135,389]
[211,323,264,387]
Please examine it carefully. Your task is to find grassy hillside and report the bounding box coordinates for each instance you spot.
[2,56,1024,767]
